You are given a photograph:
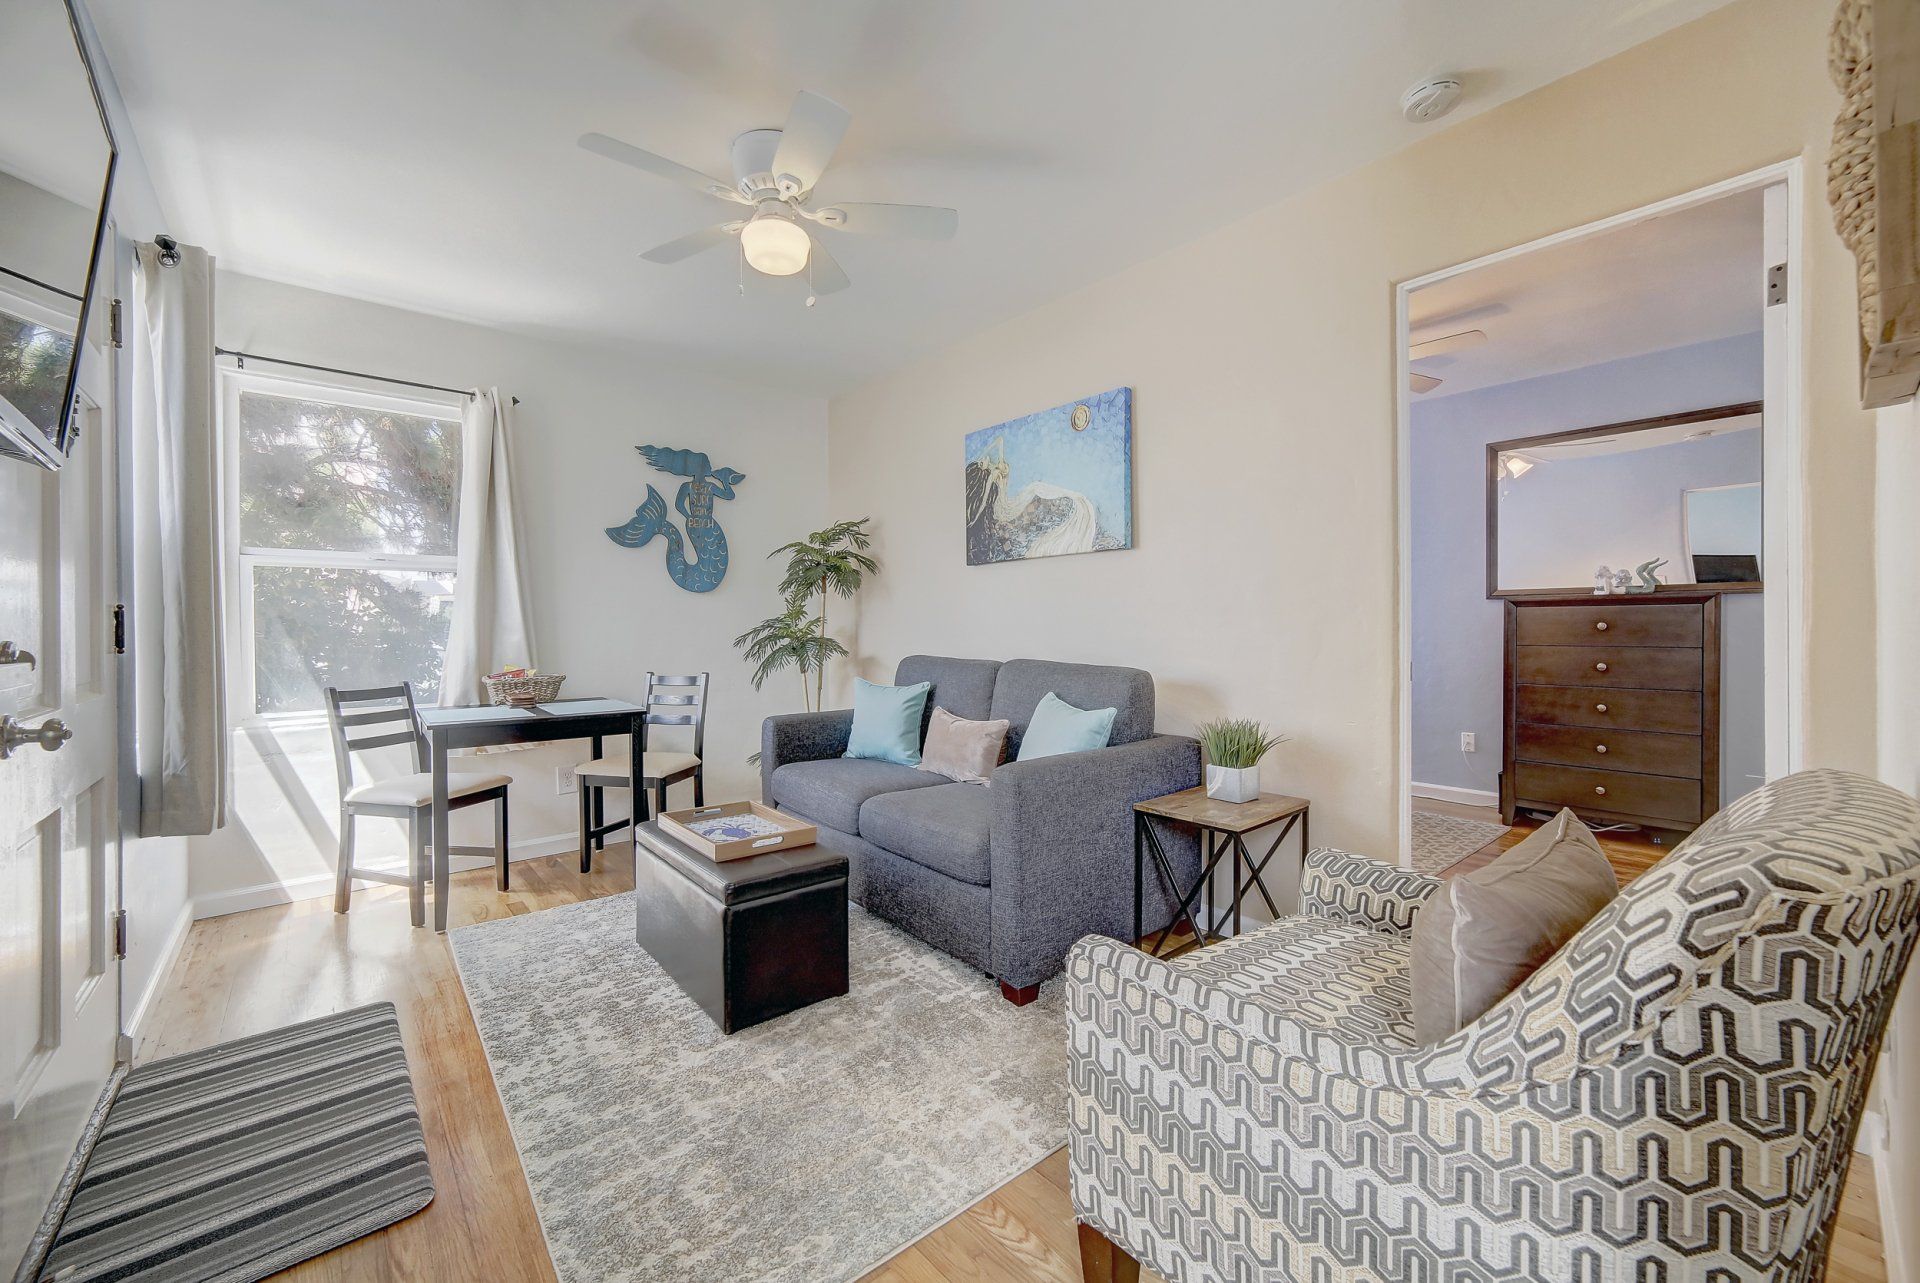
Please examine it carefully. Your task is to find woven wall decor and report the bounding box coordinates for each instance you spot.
[1829,0,1877,346]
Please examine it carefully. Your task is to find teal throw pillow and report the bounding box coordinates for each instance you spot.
[844,678,932,766]
[1016,691,1118,762]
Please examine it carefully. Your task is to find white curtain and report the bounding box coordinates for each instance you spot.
[440,388,535,707]
[132,240,227,836]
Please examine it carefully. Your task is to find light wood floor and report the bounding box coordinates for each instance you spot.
[138,835,1891,1283]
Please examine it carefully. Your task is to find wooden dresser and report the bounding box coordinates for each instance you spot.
[1500,592,1720,835]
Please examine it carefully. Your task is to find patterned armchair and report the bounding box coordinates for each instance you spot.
[1067,769,1920,1283]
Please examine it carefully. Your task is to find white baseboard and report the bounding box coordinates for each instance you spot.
[126,901,195,1039]
[1411,782,1500,809]
[191,831,579,921]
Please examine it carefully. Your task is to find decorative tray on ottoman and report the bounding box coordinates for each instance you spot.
[656,801,818,862]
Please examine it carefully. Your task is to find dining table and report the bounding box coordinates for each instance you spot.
[416,697,648,932]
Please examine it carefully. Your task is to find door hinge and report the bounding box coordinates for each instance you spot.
[109,298,123,348]
[112,603,125,655]
[1766,262,1788,306]
[112,909,127,960]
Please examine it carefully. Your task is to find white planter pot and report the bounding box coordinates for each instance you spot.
[1205,764,1261,804]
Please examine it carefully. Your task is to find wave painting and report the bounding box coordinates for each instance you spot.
[963,387,1133,565]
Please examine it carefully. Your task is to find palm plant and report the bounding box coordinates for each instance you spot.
[735,518,878,712]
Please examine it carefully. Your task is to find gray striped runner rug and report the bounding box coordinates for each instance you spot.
[38,1003,434,1282]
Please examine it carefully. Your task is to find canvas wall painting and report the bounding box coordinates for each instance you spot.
[964,387,1133,565]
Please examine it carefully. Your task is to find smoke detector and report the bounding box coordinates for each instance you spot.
[1402,77,1463,123]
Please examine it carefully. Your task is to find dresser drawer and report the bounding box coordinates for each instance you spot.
[1514,645,1702,691]
[1515,724,1701,778]
[1514,763,1704,825]
[1515,602,1703,648]
[1515,685,1702,734]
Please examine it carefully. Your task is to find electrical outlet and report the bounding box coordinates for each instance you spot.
[1460,732,1476,753]
[556,765,577,796]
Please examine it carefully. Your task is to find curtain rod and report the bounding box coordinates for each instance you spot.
[0,262,83,303]
[214,347,519,406]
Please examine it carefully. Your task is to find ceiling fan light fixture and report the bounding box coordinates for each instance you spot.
[740,211,810,276]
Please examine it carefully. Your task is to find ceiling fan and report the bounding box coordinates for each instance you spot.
[1407,327,1487,394]
[579,91,959,304]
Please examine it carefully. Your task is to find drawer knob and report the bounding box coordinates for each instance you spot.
[1595,621,1609,631]
[1594,786,1608,797]
[1595,703,1609,713]
[1594,661,1609,673]
[1595,744,1608,754]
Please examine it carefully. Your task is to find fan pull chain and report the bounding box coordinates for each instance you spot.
[806,253,817,309]
[738,241,745,296]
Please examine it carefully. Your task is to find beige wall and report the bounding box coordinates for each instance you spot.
[826,0,1874,860]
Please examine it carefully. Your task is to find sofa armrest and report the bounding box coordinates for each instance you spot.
[1299,846,1441,937]
[987,734,1201,988]
[759,709,854,804]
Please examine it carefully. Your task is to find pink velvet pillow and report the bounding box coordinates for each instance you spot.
[916,706,1010,785]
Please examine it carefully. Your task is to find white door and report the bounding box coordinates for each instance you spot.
[0,326,122,1271]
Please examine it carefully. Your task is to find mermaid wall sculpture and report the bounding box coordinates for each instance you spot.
[605,445,745,593]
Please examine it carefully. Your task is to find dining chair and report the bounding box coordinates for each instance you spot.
[324,682,512,927]
[577,672,707,872]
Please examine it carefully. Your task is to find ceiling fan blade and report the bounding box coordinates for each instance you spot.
[579,132,747,204]
[771,92,851,196]
[640,224,737,264]
[811,201,958,240]
[805,234,851,295]
[1409,372,1444,394]
[1408,328,1487,361]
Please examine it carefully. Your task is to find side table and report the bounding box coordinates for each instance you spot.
[1133,787,1310,957]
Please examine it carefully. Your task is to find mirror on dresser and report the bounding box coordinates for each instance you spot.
[1487,402,1762,598]
[0,0,118,470]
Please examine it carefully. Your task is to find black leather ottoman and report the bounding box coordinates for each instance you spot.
[633,819,850,1033]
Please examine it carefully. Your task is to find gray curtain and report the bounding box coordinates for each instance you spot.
[440,388,535,707]
[132,240,226,835]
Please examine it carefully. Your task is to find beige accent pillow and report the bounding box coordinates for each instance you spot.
[916,706,1009,785]
[1410,809,1619,1044]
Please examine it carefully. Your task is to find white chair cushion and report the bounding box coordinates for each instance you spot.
[576,751,700,781]
[343,771,510,807]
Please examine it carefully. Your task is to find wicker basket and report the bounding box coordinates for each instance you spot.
[483,672,566,707]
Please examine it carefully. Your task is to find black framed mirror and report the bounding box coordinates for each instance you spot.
[0,0,118,470]
[1485,402,1764,599]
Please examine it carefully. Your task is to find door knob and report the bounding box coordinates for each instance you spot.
[0,641,34,669]
[1,716,72,760]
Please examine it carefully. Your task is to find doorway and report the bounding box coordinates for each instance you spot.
[1393,163,1805,873]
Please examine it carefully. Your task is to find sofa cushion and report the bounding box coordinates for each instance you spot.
[990,658,1154,755]
[769,758,943,834]
[916,706,1008,785]
[845,677,931,766]
[1015,691,1118,762]
[896,655,1003,737]
[1410,808,1618,1044]
[857,782,993,887]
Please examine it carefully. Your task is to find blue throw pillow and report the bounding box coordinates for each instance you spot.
[844,678,932,766]
[1016,691,1118,762]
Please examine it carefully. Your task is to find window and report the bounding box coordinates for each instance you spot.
[224,374,462,715]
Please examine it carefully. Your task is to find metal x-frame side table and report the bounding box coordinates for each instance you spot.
[1133,787,1310,957]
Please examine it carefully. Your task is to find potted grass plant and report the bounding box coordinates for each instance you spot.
[1197,718,1288,804]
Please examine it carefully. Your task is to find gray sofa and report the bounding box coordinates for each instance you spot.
[761,655,1201,1001]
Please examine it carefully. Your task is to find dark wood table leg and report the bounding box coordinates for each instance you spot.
[1132,812,1144,947]
[590,732,605,851]
[431,733,451,933]
[630,715,648,829]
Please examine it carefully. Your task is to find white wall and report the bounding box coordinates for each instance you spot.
[1874,396,1920,1283]
[190,272,826,915]
[826,0,1877,863]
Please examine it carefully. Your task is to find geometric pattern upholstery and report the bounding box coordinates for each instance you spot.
[1067,769,1920,1282]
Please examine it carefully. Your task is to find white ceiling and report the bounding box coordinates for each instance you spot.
[91,0,1735,398]
[1410,186,1765,398]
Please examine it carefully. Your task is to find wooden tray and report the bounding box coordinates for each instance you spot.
[656,801,818,862]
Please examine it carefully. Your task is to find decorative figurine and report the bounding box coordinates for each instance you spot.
[605,445,746,593]
[1611,568,1633,595]
[1629,558,1668,594]
[1594,565,1613,596]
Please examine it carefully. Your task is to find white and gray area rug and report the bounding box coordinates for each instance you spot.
[448,895,1067,1283]
[1410,809,1510,874]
